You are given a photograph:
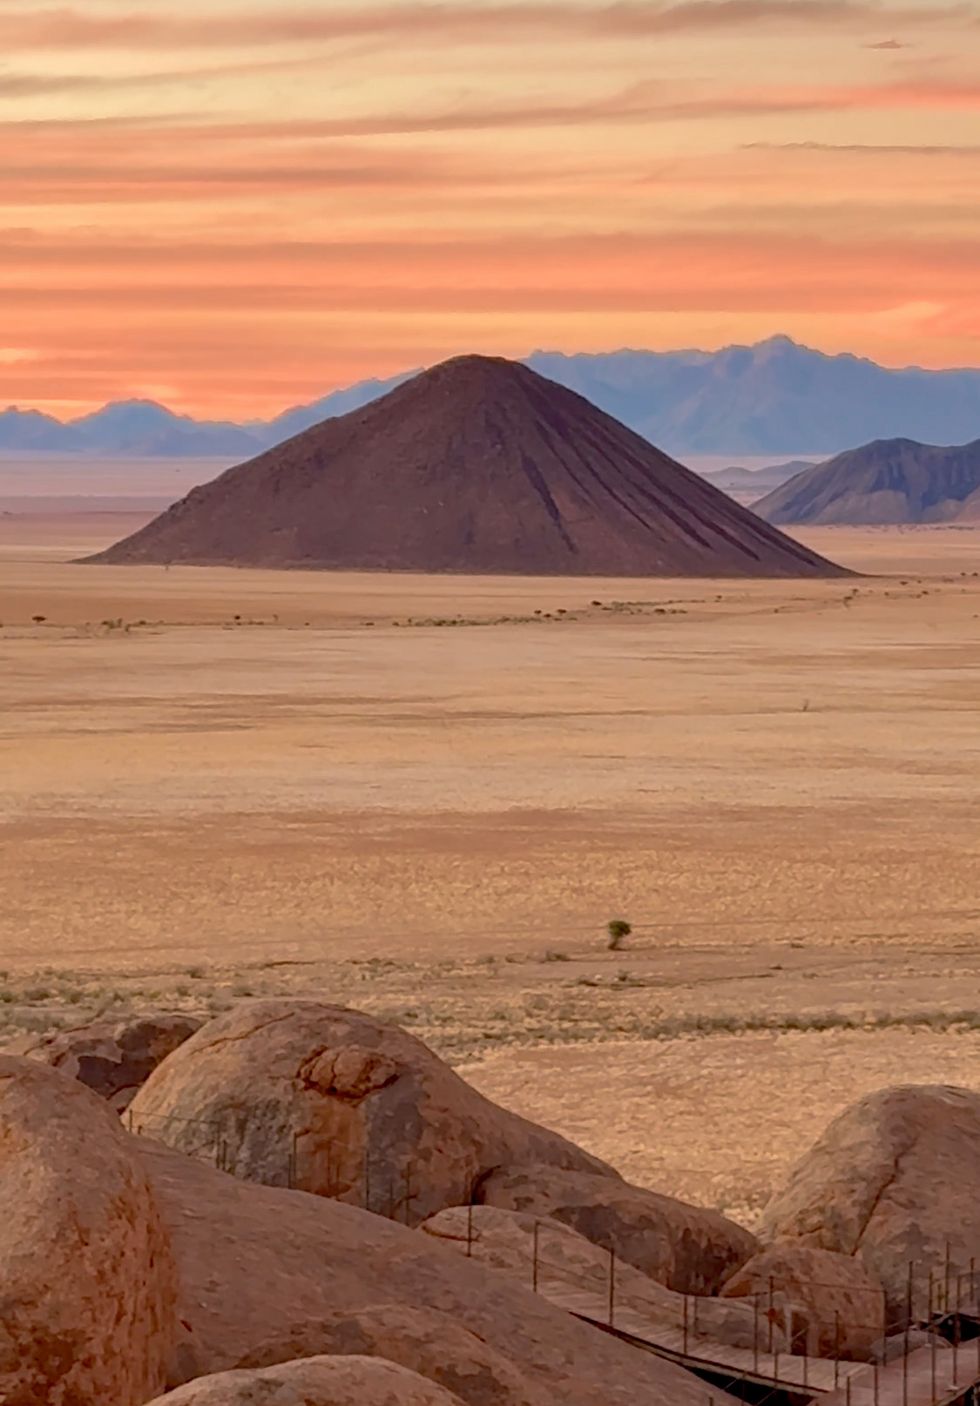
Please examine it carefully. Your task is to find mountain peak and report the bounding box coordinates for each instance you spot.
[73,399,180,424]
[755,437,980,526]
[88,355,843,579]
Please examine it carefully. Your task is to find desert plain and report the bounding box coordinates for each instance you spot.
[1,506,978,1226]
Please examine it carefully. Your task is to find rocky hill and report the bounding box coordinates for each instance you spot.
[754,438,980,526]
[88,356,843,578]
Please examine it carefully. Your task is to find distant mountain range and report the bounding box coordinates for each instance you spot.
[701,459,813,499]
[4,337,980,459]
[754,438,980,526]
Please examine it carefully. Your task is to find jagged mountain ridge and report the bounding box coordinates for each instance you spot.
[6,337,980,457]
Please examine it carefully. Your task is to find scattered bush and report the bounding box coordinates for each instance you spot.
[606,918,632,951]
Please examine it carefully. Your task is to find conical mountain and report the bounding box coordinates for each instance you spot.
[89,356,844,577]
[755,437,980,526]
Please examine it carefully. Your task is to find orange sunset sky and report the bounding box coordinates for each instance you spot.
[4,0,980,418]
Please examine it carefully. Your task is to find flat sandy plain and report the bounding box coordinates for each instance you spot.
[2,508,979,1223]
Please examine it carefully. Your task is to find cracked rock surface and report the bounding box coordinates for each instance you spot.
[128,999,611,1224]
[720,1244,885,1359]
[477,1163,758,1296]
[0,1056,178,1406]
[140,1139,732,1406]
[11,1011,203,1112]
[422,1203,777,1352]
[758,1085,980,1322]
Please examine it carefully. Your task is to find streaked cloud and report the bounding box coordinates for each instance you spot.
[746,140,980,153]
[0,1,974,51]
[2,0,980,414]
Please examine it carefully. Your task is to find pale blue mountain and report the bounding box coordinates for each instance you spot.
[261,371,418,444]
[0,407,79,451]
[0,400,261,456]
[68,400,261,456]
[526,338,980,454]
[3,338,980,458]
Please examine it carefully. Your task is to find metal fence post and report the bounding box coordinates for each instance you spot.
[952,1272,961,1384]
[532,1220,540,1293]
[834,1312,842,1387]
[608,1247,615,1328]
[931,1316,937,1403]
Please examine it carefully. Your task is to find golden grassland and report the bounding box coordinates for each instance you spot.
[1,511,979,1218]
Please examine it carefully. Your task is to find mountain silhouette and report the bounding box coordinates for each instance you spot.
[754,438,980,526]
[89,356,843,578]
[7,338,980,459]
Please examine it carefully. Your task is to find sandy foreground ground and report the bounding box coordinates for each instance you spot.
[1,511,978,1218]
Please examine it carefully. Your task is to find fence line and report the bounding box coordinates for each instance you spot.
[128,1112,980,1400]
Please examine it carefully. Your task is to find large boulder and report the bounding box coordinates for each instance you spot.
[129,1000,613,1223]
[721,1245,885,1359]
[0,1055,177,1406]
[140,1138,735,1406]
[11,1011,203,1111]
[145,1356,467,1405]
[236,1304,544,1406]
[421,1204,782,1354]
[758,1085,980,1323]
[477,1164,757,1295]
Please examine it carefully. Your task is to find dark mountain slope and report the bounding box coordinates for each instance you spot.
[89,356,845,578]
[754,438,980,526]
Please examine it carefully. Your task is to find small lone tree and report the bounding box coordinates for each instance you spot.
[607,918,632,951]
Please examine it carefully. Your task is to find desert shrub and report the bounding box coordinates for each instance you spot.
[606,918,632,951]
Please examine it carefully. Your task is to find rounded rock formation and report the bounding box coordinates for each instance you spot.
[422,1204,782,1353]
[144,1355,467,1405]
[140,1139,731,1406]
[721,1244,886,1359]
[236,1303,544,1406]
[128,1000,613,1224]
[477,1163,758,1295]
[13,1010,203,1111]
[0,1055,177,1406]
[759,1085,980,1324]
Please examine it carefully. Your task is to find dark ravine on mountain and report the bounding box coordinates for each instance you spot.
[754,437,980,526]
[88,356,845,578]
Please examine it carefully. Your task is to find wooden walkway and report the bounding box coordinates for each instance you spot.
[820,1343,980,1406]
[544,1283,980,1404]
